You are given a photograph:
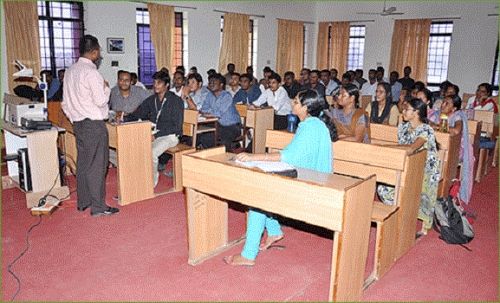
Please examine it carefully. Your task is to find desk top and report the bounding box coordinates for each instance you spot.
[206,152,361,191]
[2,121,65,137]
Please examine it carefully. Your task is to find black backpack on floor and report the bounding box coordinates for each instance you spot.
[433,196,474,248]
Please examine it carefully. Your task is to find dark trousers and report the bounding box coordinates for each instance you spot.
[274,114,288,130]
[219,123,241,150]
[73,119,109,212]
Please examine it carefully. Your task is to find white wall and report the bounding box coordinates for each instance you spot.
[84,1,316,84]
[314,1,499,93]
[1,1,498,95]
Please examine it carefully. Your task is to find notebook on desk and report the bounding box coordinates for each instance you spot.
[235,160,298,178]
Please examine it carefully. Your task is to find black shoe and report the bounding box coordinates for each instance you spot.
[91,207,119,217]
[77,205,90,212]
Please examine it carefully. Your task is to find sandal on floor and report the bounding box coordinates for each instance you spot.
[223,255,255,266]
[259,235,284,251]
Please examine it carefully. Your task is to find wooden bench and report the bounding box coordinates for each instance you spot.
[473,110,498,181]
[370,123,460,198]
[163,109,198,193]
[235,104,274,153]
[467,120,482,182]
[265,130,427,287]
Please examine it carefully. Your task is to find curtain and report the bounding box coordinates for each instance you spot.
[316,22,330,70]
[276,19,304,77]
[4,1,41,92]
[329,21,350,76]
[147,3,175,74]
[218,13,249,74]
[389,19,432,83]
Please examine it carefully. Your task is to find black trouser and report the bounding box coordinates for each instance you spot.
[219,123,242,150]
[73,119,109,213]
[274,114,288,130]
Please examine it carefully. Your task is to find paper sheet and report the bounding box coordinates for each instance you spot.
[234,160,295,172]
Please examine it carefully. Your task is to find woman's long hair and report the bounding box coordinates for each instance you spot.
[298,89,338,142]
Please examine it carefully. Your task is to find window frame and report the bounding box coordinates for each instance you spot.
[38,0,84,76]
[491,40,499,96]
[326,24,366,71]
[136,8,185,87]
[426,21,454,89]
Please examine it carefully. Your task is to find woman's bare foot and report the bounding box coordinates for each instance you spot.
[223,254,255,266]
[259,235,284,251]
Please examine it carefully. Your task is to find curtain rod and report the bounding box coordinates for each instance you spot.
[130,0,197,10]
[393,16,461,21]
[323,19,375,24]
[276,18,314,25]
[214,9,265,18]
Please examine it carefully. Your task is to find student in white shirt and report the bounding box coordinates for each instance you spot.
[169,71,184,97]
[252,72,292,130]
[360,69,378,100]
[226,72,241,97]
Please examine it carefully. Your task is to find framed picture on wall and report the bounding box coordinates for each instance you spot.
[107,38,124,54]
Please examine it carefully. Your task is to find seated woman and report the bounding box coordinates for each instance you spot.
[252,72,292,130]
[465,83,498,113]
[329,83,370,143]
[365,82,400,126]
[416,88,439,124]
[437,95,474,205]
[377,98,440,235]
[224,89,337,266]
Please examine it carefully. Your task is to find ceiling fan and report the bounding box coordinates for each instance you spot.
[356,1,405,16]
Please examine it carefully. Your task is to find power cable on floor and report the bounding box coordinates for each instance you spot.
[7,215,43,301]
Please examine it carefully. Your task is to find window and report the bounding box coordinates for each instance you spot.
[220,17,258,70]
[303,25,308,68]
[426,21,453,88]
[491,41,499,96]
[327,25,366,71]
[37,1,84,75]
[347,26,365,71]
[136,9,187,86]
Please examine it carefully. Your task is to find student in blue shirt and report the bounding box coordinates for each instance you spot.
[224,89,338,266]
[201,73,241,150]
[232,73,261,104]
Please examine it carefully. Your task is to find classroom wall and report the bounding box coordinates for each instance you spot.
[84,1,316,84]
[0,1,497,96]
[314,1,499,93]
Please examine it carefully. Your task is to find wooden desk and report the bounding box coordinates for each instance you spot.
[236,105,274,153]
[51,103,154,205]
[3,123,69,208]
[265,129,427,285]
[182,147,376,302]
[370,123,460,198]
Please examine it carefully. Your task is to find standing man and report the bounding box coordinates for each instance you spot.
[389,71,403,104]
[62,35,119,217]
[398,66,415,89]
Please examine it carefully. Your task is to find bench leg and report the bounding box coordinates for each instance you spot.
[476,148,487,182]
[171,149,195,192]
[365,213,399,289]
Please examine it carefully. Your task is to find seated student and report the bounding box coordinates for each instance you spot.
[170,71,185,97]
[377,98,441,236]
[330,68,342,86]
[299,68,311,86]
[226,72,241,97]
[360,69,378,100]
[465,83,498,113]
[39,70,61,100]
[282,71,302,99]
[397,87,411,113]
[201,73,241,150]
[354,69,367,88]
[182,72,209,110]
[416,88,437,124]
[434,95,474,205]
[224,89,337,266]
[224,63,236,86]
[365,82,400,126]
[232,73,261,104]
[329,83,370,143]
[302,69,326,99]
[320,69,339,96]
[109,70,150,119]
[410,81,426,98]
[433,82,458,110]
[125,70,184,187]
[130,72,147,90]
[252,72,291,130]
[246,65,258,86]
[389,71,402,103]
